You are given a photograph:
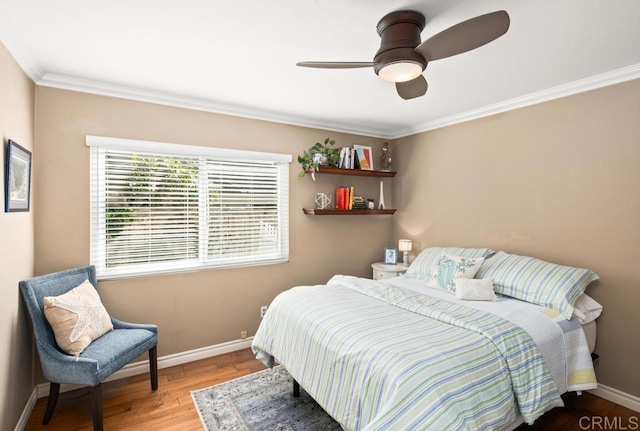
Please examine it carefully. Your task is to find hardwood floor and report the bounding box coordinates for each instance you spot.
[25,348,638,430]
[516,391,639,431]
[24,348,266,431]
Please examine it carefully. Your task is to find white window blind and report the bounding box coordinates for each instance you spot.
[88,136,291,279]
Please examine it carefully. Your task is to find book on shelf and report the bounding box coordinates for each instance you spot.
[335,187,348,210]
[352,195,367,209]
[349,186,354,209]
[338,147,347,169]
[337,147,361,170]
[334,186,367,210]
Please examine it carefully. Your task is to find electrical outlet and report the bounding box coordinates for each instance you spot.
[260,305,268,318]
[240,331,247,339]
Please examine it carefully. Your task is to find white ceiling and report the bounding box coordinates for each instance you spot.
[1,0,639,139]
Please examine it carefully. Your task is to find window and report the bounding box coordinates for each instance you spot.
[87,136,291,279]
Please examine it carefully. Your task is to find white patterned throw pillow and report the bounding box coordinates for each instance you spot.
[44,280,114,356]
[404,247,495,280]
[454,278,498,301]
[427,253,485,292]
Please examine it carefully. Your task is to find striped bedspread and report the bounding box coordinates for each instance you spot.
[252,276,568,430]
[393,276,598,394]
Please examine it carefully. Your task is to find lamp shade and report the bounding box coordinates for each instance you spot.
[398,239,412,252]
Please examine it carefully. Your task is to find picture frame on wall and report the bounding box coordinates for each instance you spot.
[5,140,32,212]
[384,247,398,265]
[353,145,374,170]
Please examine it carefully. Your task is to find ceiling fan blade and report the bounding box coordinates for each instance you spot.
[415,10,510,61]
[396,75,428,100]
[296,61,376,69]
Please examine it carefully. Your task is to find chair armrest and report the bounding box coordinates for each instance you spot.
[38,342,101,385]
[111,317,158,335]
[40,341,87,364]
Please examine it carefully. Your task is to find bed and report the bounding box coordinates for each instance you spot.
[252,248,600,430]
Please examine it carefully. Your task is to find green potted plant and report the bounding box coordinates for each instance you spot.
[297,138,340,180]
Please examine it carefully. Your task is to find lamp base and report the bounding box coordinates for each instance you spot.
[402,251,409,267]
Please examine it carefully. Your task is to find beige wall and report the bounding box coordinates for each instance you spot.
[0,42,35,429]
[34,87,393,363]
[393,78,640,397]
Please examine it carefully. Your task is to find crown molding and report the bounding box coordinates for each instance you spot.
[36,73,395,139]
[390,63,640,139]
[38,63,640,141]
[0,0,44,81]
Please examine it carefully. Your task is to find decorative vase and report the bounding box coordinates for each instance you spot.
[378,180,385,209]
[379,143,392,171]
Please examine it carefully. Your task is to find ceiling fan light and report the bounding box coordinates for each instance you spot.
[377,61,423,83]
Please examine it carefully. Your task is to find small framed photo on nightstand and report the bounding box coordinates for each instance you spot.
[384,247,398,265]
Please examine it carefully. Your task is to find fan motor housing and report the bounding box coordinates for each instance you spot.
[374,10,427,75]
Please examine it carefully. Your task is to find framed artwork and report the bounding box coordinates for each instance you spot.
[384,247,398,265]
[5,140,32,212]
[353,145,373,170]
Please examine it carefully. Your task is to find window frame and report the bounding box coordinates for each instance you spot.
[87,135,292,280]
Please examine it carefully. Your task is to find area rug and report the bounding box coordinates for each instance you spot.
[191,366,342,430]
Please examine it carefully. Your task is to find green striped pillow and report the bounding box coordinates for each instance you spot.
[475,251,599,319]
[404,247,495,281]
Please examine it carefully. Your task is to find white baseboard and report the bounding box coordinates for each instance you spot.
[14,388,38,431]
[155,336,254,370]
[589,384,640,413]
[16,337,253,430]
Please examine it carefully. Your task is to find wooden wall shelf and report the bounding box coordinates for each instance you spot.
[303,166,396,216]
[302,208,396,215]
[314,166,396,178]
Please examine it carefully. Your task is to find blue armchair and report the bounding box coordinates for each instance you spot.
[19,265,158,431]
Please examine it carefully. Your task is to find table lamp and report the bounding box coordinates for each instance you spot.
[398,239,412,267]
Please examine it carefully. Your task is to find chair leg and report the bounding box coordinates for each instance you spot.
[149,345,158,390]
[43,382,60,424]
[90,384,103,431]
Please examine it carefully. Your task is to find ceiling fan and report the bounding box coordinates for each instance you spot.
[297,10,510,100]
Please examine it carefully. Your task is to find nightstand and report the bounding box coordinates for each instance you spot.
[371,262,408,280]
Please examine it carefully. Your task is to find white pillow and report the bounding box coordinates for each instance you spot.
[427,253,485,292]
[454,278,498,301]
[573,294,603,324]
